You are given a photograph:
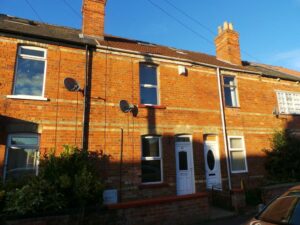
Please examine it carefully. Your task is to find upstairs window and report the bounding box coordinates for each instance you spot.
[4,134,40,180]
[228,136,248,173]
[139,64,158,105]
[13,46,47,97]
[223,76,239,107]
[277,91,300,114]
[141,136,163,183]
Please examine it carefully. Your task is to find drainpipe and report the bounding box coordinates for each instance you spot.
[82,44,90,150]
[216,67,232,190]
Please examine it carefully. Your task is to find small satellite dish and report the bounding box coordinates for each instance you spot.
[64,77,82,92]
[119,100,135,113]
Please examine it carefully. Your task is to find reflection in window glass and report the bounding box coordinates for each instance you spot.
[230,138,243,148]
[13,47,46,96]
[230,151,246,171]
[228,137,247,173]
[140,87,158,105]
[223,76,238,107]
[5,134,39,180]
[139,64,158,105]
[142,137,160,157]
[139,64,157,85]
[141,136,162,183]
[20,48,45,57]
[141,160,161,183]
[11,136,39,145]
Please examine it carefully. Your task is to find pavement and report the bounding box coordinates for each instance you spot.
[201,206,257,225]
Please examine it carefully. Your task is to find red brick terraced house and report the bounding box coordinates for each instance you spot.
[1,0,300,223]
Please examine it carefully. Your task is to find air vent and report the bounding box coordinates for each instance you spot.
[137,41,156,47]
[5,16,37,26]
[176,50,187,55]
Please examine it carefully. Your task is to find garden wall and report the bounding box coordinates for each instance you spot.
[4,193,209,225]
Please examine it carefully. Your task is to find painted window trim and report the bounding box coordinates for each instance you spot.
[139,63,160,106]
[223,75,240,108]
[3,133,40,181]
[6,95,48,101]
[141,135,163,184]
[227,136,248,173]
[12,46,48,98]
[276,90,300,115]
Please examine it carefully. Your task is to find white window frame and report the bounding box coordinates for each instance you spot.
[3,133,40,181]
[139,63,160,106]
[228,136,248,173]
[141,135,163,184]
[223,75,239,107]
[276,90,300,115]
[11,46,47,99]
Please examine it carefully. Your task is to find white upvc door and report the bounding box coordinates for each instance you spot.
[204,140,222,190]
[175,135,195,195]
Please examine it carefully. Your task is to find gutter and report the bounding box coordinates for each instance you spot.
[216,67,232,190]
[0,29,95,48]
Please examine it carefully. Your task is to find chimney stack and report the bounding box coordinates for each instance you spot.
[215,22,241,65]
[82,0,106,39]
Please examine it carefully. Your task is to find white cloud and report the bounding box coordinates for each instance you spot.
[271,49,300,70]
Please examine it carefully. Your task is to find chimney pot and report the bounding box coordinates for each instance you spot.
[218,26,222,34]
[223,21,229,30]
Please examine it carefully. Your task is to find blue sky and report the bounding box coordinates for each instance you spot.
[2,0,300,70]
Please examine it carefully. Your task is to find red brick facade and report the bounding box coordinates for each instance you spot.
[1,1,300,206]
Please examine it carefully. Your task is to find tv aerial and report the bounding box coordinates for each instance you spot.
[64,77,84,95]
[119,100,138,117]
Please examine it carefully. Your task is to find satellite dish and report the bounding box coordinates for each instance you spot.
[119,100,135,113]
[64,77,82,92]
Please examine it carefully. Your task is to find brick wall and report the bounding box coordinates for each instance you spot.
[4,193,209,225]
[1,34,300,201]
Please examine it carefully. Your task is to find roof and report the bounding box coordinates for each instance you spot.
[0,14,299,81]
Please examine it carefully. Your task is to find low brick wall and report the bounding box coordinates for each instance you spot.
[4,193,209,225]
[261,183,300,204]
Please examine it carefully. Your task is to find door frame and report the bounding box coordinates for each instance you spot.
[175,134,196,195]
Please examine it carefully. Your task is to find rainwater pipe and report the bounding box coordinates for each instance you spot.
[216,67,232,190]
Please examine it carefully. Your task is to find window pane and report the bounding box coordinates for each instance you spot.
[14,58,45,96]
[20,48,45,58]
[230,151,246,171]
[6,147,38,179]
[11,136,38,146]
[230,138,243,148]
[140,86,157,105]
[139,64,157,85]
[141,160,161,183]
[142,137,160,157]
[224,86,238,107]
[175,137,190,142]
[179,151,188,170]
[223,76,235,86]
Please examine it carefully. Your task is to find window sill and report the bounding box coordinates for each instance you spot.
[231,170,248,174]
[225,106,240,109]
[138,182,169,189]
[6,95,49,101]
[138,104,166,109]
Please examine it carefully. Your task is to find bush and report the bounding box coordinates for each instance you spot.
[2,145,108,216]
[263,130,300,182]
[4,177,65,216]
